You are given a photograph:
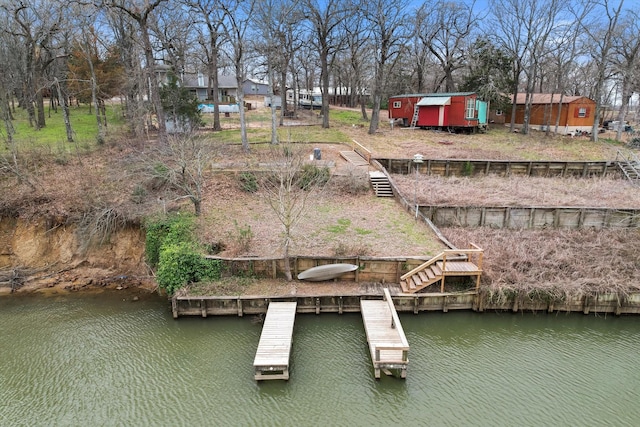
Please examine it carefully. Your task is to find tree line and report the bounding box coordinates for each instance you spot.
[0,0,638,145]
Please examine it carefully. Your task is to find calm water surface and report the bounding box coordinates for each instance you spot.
[1,292,638,426]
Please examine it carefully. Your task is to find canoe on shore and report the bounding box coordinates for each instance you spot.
[297,263,358,282]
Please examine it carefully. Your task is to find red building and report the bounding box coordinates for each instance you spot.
[389,92,484,131]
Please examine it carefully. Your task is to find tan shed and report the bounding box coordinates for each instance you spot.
[505,93,596,135]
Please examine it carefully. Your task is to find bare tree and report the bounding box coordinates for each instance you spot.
[338,12,371,118]
[100,0,169,142]
[520,0,564,135]
[490,0,534,132]
[416,0,478,93]
[303,0,349,129]
[364,0,408,134]
[188,0,227,131]
[141,132,214,216]
[577,0,625,141]
[254,0,304,130]
[103,6,147,139]
[220,0,255,152]
[611,7,640,141]
[1,0,65,130]
[261,143,329,281]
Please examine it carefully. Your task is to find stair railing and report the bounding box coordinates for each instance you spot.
[401,243,484,282]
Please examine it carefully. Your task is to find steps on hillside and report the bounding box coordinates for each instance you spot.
[369,171,393,197]
[618,161,640,185]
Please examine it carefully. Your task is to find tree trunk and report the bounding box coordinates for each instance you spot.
[283,233,292,281]
[236,68,249,152]
[268,64,278,144]
[615,79,631,141]
[360,95,368,121]
[320,49,330,129]
[54,78,73,143]
[140,22,166,142]
[280,69,287,126]
[209,37,222,132]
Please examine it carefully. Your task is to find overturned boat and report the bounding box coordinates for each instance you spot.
[297,263,358,281]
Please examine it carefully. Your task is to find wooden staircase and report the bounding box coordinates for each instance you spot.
[617,150,640,186]
[400,244,483,293]
[369,171,393,197]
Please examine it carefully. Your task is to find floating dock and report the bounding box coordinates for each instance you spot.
[253,301,297,380]
[360,288,409,379]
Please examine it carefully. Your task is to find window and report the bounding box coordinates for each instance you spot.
[578,107,587,118]
[495,110,503,116]
[466,98,475,118]
[393,101,401,109]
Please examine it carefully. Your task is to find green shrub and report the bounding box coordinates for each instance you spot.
[462,161,475,176]
[145,214,195,267]
[298,163,330,190]
[239,171,258,193]
[156,242,222,294]
[230,220,254,254]
[131,185,147,204]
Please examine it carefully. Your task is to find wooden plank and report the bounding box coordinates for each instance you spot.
[341,150,369,166]
[253,301,297,380]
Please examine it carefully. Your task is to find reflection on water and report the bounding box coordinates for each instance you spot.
[1,293,639,426]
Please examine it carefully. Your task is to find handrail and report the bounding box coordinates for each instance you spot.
[617,149,640,164]
[400,253,444,280]
[401,245,484,281]
[374,345,409,364]
[383,288,409,348]
[352,139,372,163]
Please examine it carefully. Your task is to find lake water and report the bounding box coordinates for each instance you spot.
[1,291,639,426]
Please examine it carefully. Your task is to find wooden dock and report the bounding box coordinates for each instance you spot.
[253,301,297,381]
[360,288,409,379]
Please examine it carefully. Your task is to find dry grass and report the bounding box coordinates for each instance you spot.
[197,172,444,259]
[444,227,640,298]
[392,174,640,208]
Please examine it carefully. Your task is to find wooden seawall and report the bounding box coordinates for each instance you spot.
[172,291,640,317]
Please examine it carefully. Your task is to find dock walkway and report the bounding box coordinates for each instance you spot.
[253,301,297,380]
[360,288,409,379]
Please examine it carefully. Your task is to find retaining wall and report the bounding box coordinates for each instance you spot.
[206,255,432,283]
[377,158,620,178]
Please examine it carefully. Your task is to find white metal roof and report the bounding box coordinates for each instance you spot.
[417,96,451,106]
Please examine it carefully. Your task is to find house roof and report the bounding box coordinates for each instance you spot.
[182,73,237,89]
[511,93,593,105]
[417,96,451,106]
[244,78,268,86]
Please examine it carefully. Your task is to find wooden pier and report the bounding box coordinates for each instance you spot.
[253,301,297,381]
[360,289,409,379]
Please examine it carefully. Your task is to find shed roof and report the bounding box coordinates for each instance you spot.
[417,96,451,106]
[391,92,476,99]
[511,93,594,105]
